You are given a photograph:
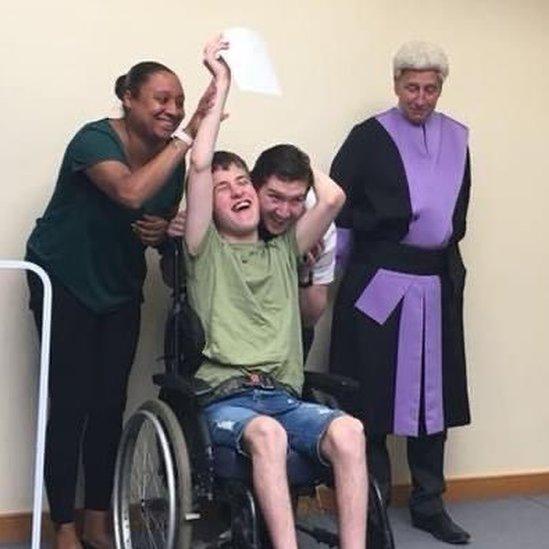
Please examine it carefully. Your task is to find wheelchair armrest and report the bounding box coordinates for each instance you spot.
[303,371,359,396]
[152,373,213,399]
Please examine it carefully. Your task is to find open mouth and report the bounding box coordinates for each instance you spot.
[232,199,252,212]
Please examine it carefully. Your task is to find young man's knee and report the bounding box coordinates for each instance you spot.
[244,415,288,458]
[323,415,366,462]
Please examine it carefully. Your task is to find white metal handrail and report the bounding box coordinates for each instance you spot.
[0,260,52,549]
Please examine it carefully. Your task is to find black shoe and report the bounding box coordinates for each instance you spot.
[411,510,471,544]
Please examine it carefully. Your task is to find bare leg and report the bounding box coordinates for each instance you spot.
[81,510,114,548]
[53,523,83,549]
[243,416,298,549]
[321,415,368,549]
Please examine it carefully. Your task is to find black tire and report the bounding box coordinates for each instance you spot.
[367,477,395,549]
[113,399,193,548]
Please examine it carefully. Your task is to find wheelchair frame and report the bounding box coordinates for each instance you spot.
[112,240,395,548]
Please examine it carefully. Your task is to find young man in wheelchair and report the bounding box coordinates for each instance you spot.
[174,36,368,549]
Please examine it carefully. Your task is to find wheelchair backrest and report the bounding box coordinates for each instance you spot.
[162,238,206,378]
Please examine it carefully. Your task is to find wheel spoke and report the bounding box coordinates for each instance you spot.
[142,507,159,549]
[131,418,170,547]
[113,401,192,549]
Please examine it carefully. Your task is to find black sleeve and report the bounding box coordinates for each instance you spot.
[330,125,365,229]
[451,148,471,243]
[330,119,409,241]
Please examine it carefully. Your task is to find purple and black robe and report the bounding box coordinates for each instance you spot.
[329,107,471,437]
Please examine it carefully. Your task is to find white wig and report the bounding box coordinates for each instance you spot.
[393,41,449,82]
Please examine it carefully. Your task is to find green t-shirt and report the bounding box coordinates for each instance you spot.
[185,225,304,394]
[26,118,184,313]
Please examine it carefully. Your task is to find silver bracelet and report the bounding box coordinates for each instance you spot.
[171,125,194,147]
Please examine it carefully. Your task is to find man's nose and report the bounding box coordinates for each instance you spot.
[276,202,291,218]
[231,184,244,197]
[415,91,427,106]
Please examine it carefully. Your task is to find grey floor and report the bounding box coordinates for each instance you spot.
[298,494,549,547]
[3,494,549,548]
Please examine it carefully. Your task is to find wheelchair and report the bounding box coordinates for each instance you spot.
[112,241,395,548]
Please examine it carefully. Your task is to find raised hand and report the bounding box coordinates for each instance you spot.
[203,35,230,82]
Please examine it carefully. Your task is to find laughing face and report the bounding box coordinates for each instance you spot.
[256,176,308,236]
[212,164,260,242]
[123,70,185,141]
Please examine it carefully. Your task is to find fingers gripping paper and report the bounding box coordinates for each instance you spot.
[222,27,282,95]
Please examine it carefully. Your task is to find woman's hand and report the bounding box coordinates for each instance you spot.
[185,80,217,138]
[132,214,169,247]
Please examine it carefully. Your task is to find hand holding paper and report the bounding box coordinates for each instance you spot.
[203,35,230,82]
[222,27,282,95]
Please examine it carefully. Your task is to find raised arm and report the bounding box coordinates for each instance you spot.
[185,36,231,255]
[295,169,346,256]
[85,82,216,209]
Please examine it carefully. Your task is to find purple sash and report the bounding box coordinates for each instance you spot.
[354,109,468,436]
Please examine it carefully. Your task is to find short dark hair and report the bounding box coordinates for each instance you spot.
[115,61,175,100]
[251,144,314,189]
[212,150,250,175]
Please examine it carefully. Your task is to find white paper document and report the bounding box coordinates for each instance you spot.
[222,27,282,96]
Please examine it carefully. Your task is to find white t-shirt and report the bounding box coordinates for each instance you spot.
[305,190,336,285]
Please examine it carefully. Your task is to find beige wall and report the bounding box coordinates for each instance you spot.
[1,0,548,513]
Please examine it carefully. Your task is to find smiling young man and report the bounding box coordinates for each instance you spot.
[179,37,368,549]
[252,144,337,358]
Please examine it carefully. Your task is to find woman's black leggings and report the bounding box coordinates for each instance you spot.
[28,274,140,524]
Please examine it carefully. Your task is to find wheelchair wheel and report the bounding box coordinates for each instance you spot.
[367,477,395,549]
[113,399,193,549]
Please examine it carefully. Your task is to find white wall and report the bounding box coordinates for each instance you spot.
[1,0,549,513]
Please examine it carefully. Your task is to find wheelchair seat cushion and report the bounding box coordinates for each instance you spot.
[213,445,329,487]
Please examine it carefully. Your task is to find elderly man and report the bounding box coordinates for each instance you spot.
[329,41,471,544]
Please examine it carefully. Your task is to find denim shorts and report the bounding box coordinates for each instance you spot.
[203,388,345,466]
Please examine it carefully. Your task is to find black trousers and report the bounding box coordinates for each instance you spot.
[28,274,140,524]
[367,431,447,516]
